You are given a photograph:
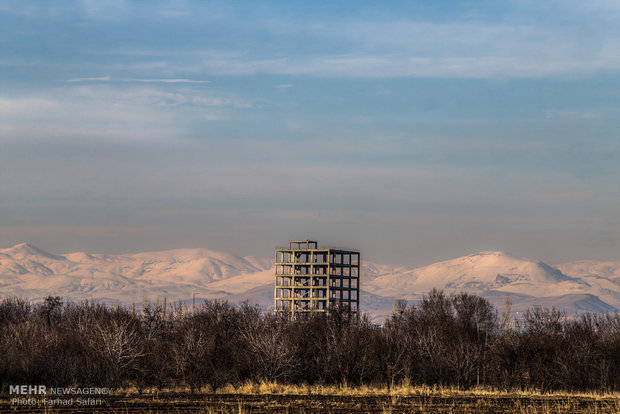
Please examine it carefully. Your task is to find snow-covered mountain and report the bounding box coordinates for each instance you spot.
[363,251,619,316]
[0,243,618,321]
[364,251,591,299]
[0,243,272,304]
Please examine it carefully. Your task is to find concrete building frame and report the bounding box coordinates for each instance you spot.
[274,240,360,314]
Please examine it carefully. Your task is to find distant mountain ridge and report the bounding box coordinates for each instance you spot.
[364,251,588,297]
[0,243,618,321]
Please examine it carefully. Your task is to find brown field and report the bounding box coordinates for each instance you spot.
[1,384,619,413]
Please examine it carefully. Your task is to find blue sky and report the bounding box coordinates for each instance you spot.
[1,0,619,265]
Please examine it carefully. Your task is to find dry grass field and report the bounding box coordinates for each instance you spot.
[2,383,619,413]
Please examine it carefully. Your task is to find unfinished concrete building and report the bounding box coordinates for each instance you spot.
[274,240,360,314]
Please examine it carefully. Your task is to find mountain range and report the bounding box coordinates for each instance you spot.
[1,243,618,322]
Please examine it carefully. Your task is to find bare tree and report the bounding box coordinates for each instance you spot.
[40,295,63,328]
[381,304,416,388]
[172,324,210,392]
[241,313,299,382]
[92,313,145,387]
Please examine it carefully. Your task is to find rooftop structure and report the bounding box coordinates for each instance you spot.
[274,240,360,314]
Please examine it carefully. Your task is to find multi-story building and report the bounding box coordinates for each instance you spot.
[274,240,360,314]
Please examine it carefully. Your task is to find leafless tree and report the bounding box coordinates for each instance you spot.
[240,312,299,382]
[91,312,145,387]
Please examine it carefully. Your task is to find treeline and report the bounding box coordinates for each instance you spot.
[0,290,619,394]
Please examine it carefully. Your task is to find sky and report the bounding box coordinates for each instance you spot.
[1,0,619,266]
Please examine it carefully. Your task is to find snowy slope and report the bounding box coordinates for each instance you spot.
[555,260,620,313]
[558,260,620,282]
[0,243,272,303]
[364,251,588,299]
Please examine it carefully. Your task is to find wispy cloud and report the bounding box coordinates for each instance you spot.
[181,21,620,78]
[65,76,209,84]
[0,84,251,143]
[66,84,252,108]
[0,95,182,142]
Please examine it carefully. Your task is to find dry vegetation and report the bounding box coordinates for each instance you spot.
[1,383,619,413]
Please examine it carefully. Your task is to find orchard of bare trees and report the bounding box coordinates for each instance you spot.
[1,290,619,394]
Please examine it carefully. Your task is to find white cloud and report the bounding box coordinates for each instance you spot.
[227,49,619,79]
[170,19,620,78]
[66,84,251,108]
[0,83,255,143]
[65,77,209,84]
[0,97,59,115]
[203,112,223,121]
